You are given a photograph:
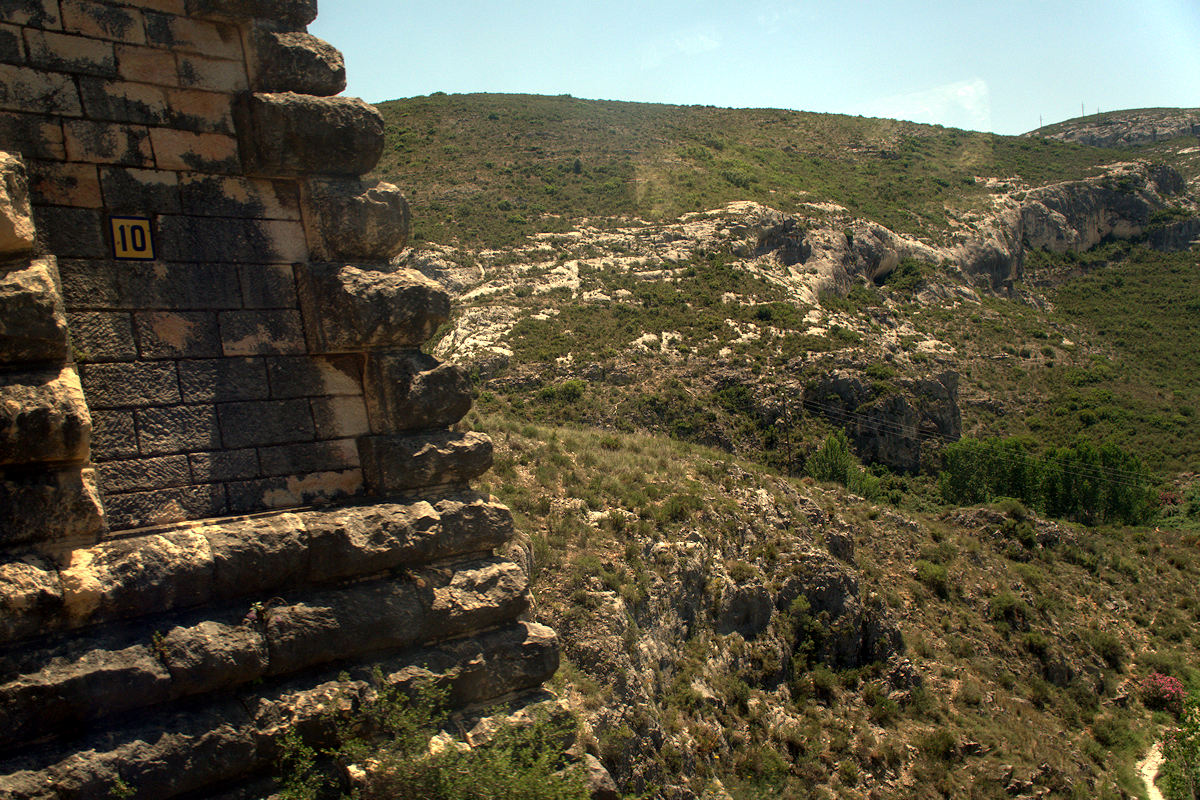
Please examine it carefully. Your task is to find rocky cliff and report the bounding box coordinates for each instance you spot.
[1027,107,1200,148]
[0,1,555,797]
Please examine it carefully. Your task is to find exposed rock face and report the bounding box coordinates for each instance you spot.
[1027,108,1200,148]
[805,369,962,472]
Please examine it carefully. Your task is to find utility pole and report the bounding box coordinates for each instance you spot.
[1081,102,1085,118]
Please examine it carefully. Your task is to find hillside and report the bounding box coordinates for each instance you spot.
[371,95,1200,799]
[1028,107,1200,149]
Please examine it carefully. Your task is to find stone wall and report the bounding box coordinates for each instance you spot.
[0,2,557,796]
[1,0,468,530]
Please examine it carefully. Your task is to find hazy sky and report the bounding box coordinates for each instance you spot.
[309,0,1200,136]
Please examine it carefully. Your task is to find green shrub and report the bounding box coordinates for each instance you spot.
[914,560,950,599]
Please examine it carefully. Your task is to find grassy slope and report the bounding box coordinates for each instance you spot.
[465,408,1200,799]
[373,93,1134,248]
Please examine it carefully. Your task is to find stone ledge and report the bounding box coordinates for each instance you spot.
[364,350,472,434]
[358,431,493,496]
[0,492,514,642]
[0,621,556,800]
[296,264,449,354]
[302,177,410,262]
[0,559,531,751]
[0,256,69,364]
[0,151,35,257]
[250,25,345,96]
[0,365,91,467]
[234,92,384,177]
[0,466,104,549]
[186,0,317,26]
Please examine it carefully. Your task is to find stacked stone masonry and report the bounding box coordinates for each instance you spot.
[0,1,557,796]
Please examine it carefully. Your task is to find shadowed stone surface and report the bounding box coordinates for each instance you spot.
[364,350,472,434]
[0,366,91,467]
[0,258,69,363]
[235,92,384,177]
[302,178,410,262]
[251,26,345,96]
[358,431,493,495]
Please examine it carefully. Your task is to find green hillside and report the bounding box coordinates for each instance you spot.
[372,93,1143,247]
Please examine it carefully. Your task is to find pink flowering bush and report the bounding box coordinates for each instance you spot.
[1143,672,1187,715]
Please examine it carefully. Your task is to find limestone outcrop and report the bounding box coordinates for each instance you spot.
[1027,107,1200,148]
[0,2,556,797]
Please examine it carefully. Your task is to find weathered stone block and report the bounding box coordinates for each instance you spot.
[310,395,369,439]
[251,26,345,96]
[167,87,235,132]
[136,404,220,454]
[188,448,258,482]
[225,468,362,513]
[63,118,153,165]
[98,454,190,492]
[302,178,410,262]
[150,128,240,172]
[32,205,107,258]
[0,23,22,63]
[60,0,147,43]
[79,361,179,407]
[0,151,35,256]
[27,159,102,207]
[0,366,91,466]
[0,643,172,750]
[204,513,306,598]
[235,92,384,177]
[266,354,362,398]
[178,52,246,92]
[187,0,317,24]
[134,310,221,358]
[0,554,62,644]
[0,151,35,257]
[4,0,63,29]
[218,309,306,355]
[296,264,450,354]
[2,258,69,362]
[264,559,528,676]
[218,397,313,448]
[23,28,117,76]
[101,483,226,529]
[89,408,137,459]
[159,215,306,262]
[99,165,181,213]
[115,42,179,85]
[0,111,67,159]
[60,259,242,310]
[0,63,83,116]
[178,357,269,402]
[58,530,215,625]
[160,620,269,697]
[78,76,169,125]
[0,466,104,547]
[179,174,300,219]
[67,310,135,362]
[258,438,358,476]
[144,11,241,60]
[239,264,297,308]
[358,431,493,495]
[364,350,472,434]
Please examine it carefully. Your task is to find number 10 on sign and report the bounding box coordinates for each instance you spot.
[110,216,155,260]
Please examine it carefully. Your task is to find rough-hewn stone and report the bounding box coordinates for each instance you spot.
[358,430,493,495]
[0,366,91,466]
[251,26,345,96]
[0,466,104,548]
[235,92,384,177]
[0,257,69,363]
[302,177,410,262]
[364,350,471,433]
[186,0,317,26]
[0,151,35,256]
[296,264,449,354]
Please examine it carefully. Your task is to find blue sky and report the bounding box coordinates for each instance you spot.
[309,0,1200,136]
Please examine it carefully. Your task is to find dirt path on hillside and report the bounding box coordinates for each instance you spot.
[1138,741,1165,800]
